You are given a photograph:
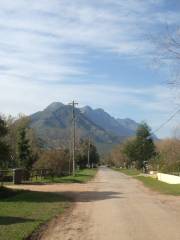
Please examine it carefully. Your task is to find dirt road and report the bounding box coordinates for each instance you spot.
[12,167,180,240]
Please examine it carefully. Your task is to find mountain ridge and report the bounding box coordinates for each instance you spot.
[30,102,140,153]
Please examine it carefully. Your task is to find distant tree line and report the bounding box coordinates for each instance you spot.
[105,122,180,174]
[0,115,99,177]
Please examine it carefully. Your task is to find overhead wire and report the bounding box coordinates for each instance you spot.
[150,107,180,136]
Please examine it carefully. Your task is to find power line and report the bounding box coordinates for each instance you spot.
[150,107,180,136]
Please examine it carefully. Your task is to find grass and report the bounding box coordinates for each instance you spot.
[112,168,141,176]
[0,168,97,239]
[112,167,180,196]
[0,187,69,240]
[135,176,180,196]
[32,168,97,184]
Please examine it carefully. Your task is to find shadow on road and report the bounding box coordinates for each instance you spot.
[0,216,36,225]
[61,191,123,202]
[2,190,123,203]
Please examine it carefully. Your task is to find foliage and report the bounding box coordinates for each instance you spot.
[151,139,180,173]
[76,139,100,169]
[104,143,127,167]
[108,122,156,170]
[34,149,70,176]
[32,168,97,184]
[122,138,137,168]
[0,115,42,170]
[0,117,10,168]
[1,114,100,177]
[134,122,156,169]
[17,127,35,170]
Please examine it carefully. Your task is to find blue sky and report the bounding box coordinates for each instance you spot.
[0,0,180,138]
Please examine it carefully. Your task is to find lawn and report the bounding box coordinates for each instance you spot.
[32,168,97,184]
[0,187,69,240]
[135,176,180,196]
[112,168,141,176]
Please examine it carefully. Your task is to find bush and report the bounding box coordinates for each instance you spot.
[34,149,69,176]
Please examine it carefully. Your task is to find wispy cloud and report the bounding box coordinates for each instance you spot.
[0,0,180,138]
[0,0,179,84]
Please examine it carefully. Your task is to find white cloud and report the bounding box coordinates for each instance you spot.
[0,0,180,138]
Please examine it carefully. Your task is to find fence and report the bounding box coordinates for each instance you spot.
[0,168,57,185]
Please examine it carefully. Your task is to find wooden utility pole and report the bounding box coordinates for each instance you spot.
[69,140,71,175]
[87,137,90,168]
[69,100,78,176]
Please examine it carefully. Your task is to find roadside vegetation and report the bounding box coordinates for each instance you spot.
[105,122,156,172]
[113,169,180,196]
[0,115,99,239]
[0,115,99,184]
[105,122,180,175]
[135,176,180,195]
[0,186,69,240]
[113,168,140,176]
[108,122,180,195]
[32,168,97,184]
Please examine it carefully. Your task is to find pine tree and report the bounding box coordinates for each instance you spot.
[17,128,33,170]
[123,122,156,170]
[135,122,156,169]
[0,117,10,168]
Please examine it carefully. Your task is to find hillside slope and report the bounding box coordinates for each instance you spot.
[30,102,140,153]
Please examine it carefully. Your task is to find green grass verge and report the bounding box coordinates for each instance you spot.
[112,168,180,196]
[112,168,141,176]
[32,168,97,184]
[0,187,69,240]
[135,176,180,196]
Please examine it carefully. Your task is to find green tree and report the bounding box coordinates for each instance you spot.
[123,122,156,170]
[76,139,99,169]
[4,115,40,168]
[0,117,10,168]
[17,127,33,170]
[122,138,137,168]
[135,122,156,169]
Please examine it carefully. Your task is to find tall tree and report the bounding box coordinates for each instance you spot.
[135,122,156,169]
[76,139,99,169]
[17,127,33,170]
[0,117,10,168]
[123,122,156,170]
[122,138,137,168]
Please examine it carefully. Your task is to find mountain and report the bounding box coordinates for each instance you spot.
[81,106,138,138]
[116,118,139,132]
[30,102,140,154]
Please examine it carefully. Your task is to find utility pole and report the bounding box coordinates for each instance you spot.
[69,140,71,175]
[87,137,90,168]
[69,100,78,176]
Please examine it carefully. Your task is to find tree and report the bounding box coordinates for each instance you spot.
[153,139,180,173]
[34,149,69,176]
[123,122,156,170]
[153,26,180,86]
[0,117,10,168]
[76,139,99,169]
[135,122,156,169]
[4,115,40,168]
[122,138,137,168]
[17,127,33,170]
